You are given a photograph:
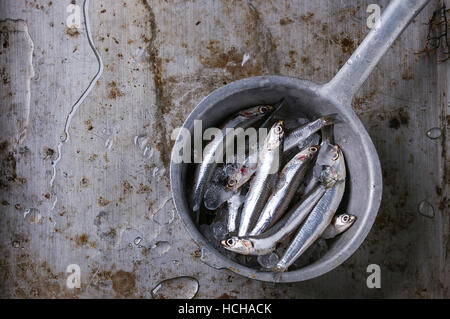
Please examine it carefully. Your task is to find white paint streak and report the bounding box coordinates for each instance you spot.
[241,53,251,66]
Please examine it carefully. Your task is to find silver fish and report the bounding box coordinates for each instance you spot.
[237,121,285,236]
[321,213,356,239]
[294,136,338,201]
[221,183,329,255]
[227,193,246,234]
[274,214,355,269]
[249,146,320,236]
[313,141,341,184]
[274,145,346,272]
[284,115,336,153]
[281,133,320,168]
[226,100,288,192]
[226,152,258,193]
[203,163,238,210]
[191,105,273,215]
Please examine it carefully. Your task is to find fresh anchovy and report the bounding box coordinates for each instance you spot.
[271,213,355,268]
[249,146,320,236]
[225,100,288,192]
[203,163,238,210]
[191,105,273,215]
[227,193,246,234]
[226,153,258,193]
[274,145,346,272]
[293,134,336,201]
[321,213,356,239]
[221,183,329,255]
[284,115,336,153]
[237,121,285,236]
[282,133,320,168]
[256,201,353,271]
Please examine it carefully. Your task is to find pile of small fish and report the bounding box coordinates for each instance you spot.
[191,101,356,272]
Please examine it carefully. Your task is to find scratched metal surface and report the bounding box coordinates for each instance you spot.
[0,0,448,298]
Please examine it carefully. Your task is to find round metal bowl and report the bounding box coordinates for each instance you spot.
[170,76,381,282]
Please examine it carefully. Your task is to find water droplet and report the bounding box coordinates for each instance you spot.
[418,200,435,218]
[134,135,154,159]
[119,229,148,249]
[426,127,441,139]
[24,208,41,224]
[151,241,171,256]
[134,237,142,245]
[172,259,180,265]
[257,252,279,269]
[151,276,199,299]
[135,135,148,149]
[153,199,175,226]
[119,85,132,94]
[152,167,166,178]
[143,147,154,159]
[104,138,113,150]
[12,241,20,248]
[347,59,353,65]
[102,127,113,137]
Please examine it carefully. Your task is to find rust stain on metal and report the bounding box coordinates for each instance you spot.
[66,27,80,38]
[107,81,124,99]
[111,270,136,297]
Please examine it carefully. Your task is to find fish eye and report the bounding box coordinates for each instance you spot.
[342,215,349,223]
[258,106,269,113]
[274,124,283,134]
[309,146,318,153]
[226,238,235,246]
[332,152,339,161]
[227,178,237,188]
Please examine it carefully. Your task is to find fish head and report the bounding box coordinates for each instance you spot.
[316,141,340,166]
[295,145,320,161]
[239,105,274,118]
[226,164,250,191]
[226,175,240,190]
[316,144,345,187]
[266,120,285,150]
[221,236,253,254]
[333,214,356,235]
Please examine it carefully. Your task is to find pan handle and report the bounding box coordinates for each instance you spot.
[322,0,432,105]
